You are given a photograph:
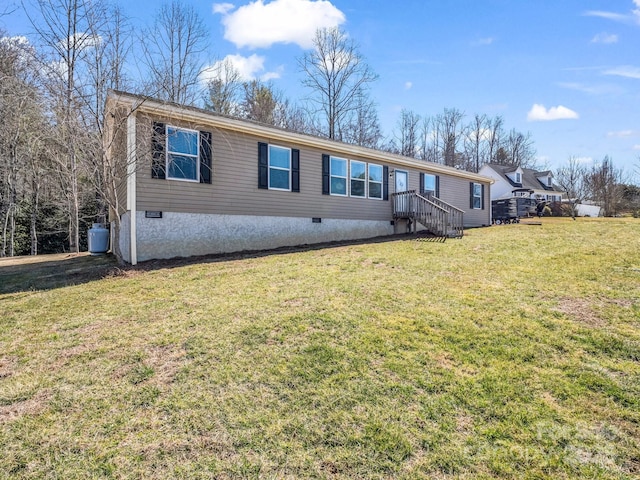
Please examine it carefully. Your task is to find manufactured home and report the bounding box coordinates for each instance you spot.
[105,91,492,264]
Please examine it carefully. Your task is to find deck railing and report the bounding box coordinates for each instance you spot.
[392,190,464,238]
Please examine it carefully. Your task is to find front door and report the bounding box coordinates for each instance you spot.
[395,170,409,215]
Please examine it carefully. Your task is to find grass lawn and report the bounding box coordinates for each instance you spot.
[1,217,639,479]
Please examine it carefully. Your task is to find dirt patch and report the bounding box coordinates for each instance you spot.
[145,344,187,386]
[0,389,52,423]
[554,298,606,327]
[0,356,18,379]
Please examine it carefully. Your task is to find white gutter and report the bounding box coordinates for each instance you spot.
[126,110,137,265]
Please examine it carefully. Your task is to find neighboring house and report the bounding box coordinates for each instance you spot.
[105,91,493,264]
[479,163,565,203]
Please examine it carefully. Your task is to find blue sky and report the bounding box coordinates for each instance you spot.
[3,0,640,179]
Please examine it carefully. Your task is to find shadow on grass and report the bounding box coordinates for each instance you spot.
[0,253,118,295]
[0,231,454,294]
[134,231,452,273]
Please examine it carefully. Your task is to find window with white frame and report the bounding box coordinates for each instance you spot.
[330,156,348,195]
[368,163,383,199]
[472,182,482,209]
[167,126,199,181]
[350,160,366,197]
[515,172,522,183]
[268,145,291,190]
[547,175,552,187]
[423,173,437,196]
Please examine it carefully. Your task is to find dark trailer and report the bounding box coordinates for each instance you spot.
[491,197,536,224]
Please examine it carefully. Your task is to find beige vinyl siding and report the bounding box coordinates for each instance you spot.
[439,175,490,227]
[134,115,491,226]
[107,106,130,218]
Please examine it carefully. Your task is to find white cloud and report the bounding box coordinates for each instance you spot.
[607,130,635,138]
[575,156,594,164]
[604,65,640,79]
[213,3,235,14]
[472,37,494,46]
[591,32,618,44]
[63,32,101,51]
[633,144,640,150]
[404,81,413,90]
[201,54,281,82]
[584,1,640,24]
[527,104,579,121]
[584,10,631,23]
[557,81,623,95]
[216,0,346,49]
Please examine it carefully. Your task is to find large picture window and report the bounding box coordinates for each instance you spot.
[368,163,383,199]
[167,126,199,181]
[330,156,348,195]
[269,145,291,190]
[350,160,366,197]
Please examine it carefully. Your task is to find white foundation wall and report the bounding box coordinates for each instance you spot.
[132,211,394,262]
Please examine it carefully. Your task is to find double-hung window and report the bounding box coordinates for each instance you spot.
[167,126,199,181]
[423,173,437,197]
[330,156,348,195]
[350,160,366,197]
[368,163,383,199]
[268,145,291,190]
[472,182,482,209]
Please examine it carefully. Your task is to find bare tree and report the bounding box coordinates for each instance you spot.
[340,92,382,149]
[435,108,465,167]
[555,156,588,218]
[203,57,242,115]
[142,0,209,105]
[24,0,107,253]
[390,108,421,157]
[0,33,49,256]
[587,156,623,216]
[464,113,488,172]
[486,115,504,164]
[298,27,378,141]
[504,128,536,168]
[418,116,439,163]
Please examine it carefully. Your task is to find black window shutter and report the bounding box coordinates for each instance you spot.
[322,154,330,195]
[470,182,474,209]
[291,149,300,192]
[419,173,425,195]
[383,166,389,201]
[199,131,212,184]
[152,122,166,179]
[481,184,485,210]
[258,142,268,189]
[435,175,440,198]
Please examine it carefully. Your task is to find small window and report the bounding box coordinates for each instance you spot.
[167,126,199,181]
[547,175,552,187]
[350,160,366,197]
[423,173,437,196]
[473,182,482,209]
[515,172,522,183]
[330,156,348,195]
[368,163,383,199]
[268,145,291,190]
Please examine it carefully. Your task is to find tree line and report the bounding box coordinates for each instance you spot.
[0,0,634,257]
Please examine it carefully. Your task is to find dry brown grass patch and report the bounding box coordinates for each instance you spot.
[0,389,51,423]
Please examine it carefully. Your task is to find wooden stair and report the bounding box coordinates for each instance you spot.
[392,190,464,239]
